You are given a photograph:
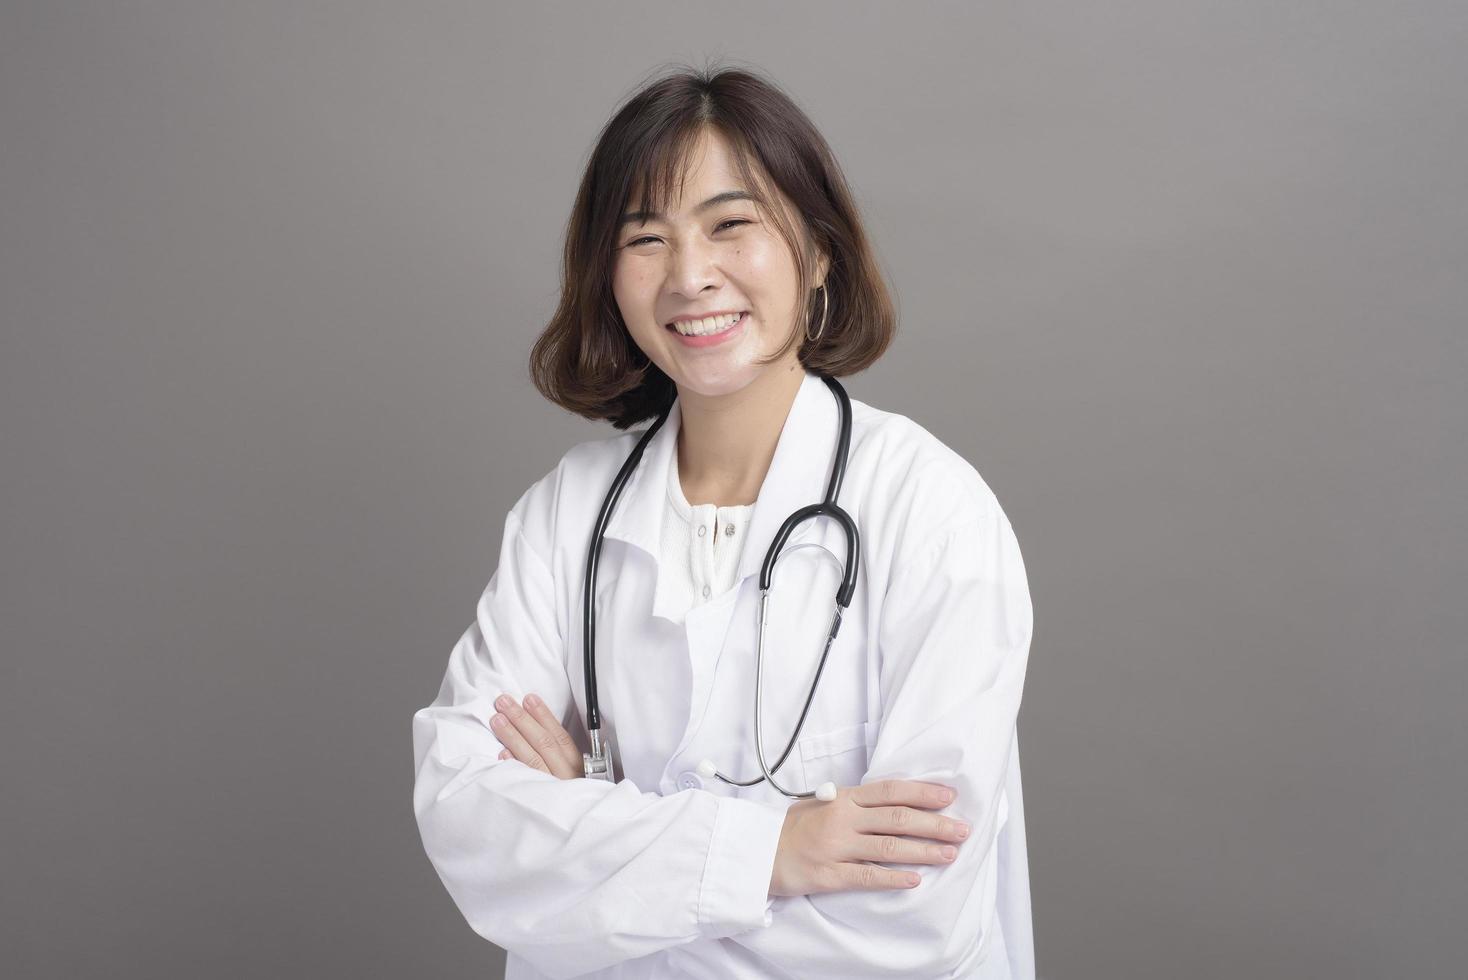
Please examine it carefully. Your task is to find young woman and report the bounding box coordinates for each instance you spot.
[412,67,1035,980]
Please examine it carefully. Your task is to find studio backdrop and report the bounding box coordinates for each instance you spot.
[2,3,1463,979]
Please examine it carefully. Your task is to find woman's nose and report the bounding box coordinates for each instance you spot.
[666,238,723,296]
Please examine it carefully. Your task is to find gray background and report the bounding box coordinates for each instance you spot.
[2,3,1463,978]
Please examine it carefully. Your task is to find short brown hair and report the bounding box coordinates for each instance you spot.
[529,64,897,429]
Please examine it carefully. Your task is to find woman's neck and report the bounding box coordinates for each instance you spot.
[675,360,806,507]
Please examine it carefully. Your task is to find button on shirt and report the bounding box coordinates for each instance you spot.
[660,455,754,616]
[412,371,1036,979]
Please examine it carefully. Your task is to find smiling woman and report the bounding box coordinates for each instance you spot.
[527,68,895,430]
[412,64,1036,980]
[612,126,822,407]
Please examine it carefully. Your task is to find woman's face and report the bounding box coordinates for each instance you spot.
[610,128,826,400]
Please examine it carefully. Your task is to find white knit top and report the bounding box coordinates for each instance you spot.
[659,456,755,618]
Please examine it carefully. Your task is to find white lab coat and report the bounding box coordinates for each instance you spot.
[412,370,1035,979]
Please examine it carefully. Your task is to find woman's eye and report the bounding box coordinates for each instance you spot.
[623,219,749,249]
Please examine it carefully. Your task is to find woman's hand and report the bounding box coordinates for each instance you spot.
[768,779,972,897]
[490,693,582,780]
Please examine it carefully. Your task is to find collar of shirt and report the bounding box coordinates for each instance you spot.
[602,370,841,622]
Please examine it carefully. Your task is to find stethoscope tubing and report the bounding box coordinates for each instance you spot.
[582,375,858,799]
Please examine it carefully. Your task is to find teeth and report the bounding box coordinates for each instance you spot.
[671,312,743,336]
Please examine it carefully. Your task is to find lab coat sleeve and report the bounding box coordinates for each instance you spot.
[411,504,787,980]
[731,497,1033,977]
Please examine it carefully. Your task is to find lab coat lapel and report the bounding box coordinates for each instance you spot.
[599,370,839,623]
[600,397,684,623]
[734,370,840,588]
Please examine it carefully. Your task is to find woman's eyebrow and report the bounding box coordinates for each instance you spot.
[619,190,759,228]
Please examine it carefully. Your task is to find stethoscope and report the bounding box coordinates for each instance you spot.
[580,374,859,801]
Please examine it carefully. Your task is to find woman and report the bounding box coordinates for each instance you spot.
[412,67,1035,980]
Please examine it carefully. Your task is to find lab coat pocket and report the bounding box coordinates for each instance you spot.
[798,720,876,791]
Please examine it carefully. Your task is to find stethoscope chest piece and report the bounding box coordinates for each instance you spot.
[583,728,614,782]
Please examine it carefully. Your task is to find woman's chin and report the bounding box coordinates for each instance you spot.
[670,365,761,401]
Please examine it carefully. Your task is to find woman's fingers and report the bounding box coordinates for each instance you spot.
[829,861,925,892]
[853,803,971,845]
[489,704,552,775]
[849,778,956,812]
[490,694,579,779]
[851,832,961,867]
[519,694,582,773]
[841,779,969,866]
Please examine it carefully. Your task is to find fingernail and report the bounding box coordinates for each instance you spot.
[956,822,970,839]
[941,846,957,861]
[494,695,510,709]
[941,789,955,803]
[524,694,539,708]
[490,714,505,728]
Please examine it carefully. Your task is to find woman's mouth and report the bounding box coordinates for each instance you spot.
[665,311,748,348]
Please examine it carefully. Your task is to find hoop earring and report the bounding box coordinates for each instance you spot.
[805,284,829,344]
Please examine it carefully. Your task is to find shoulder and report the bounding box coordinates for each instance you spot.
[845,393,1013,565]
[503,427,645,564]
